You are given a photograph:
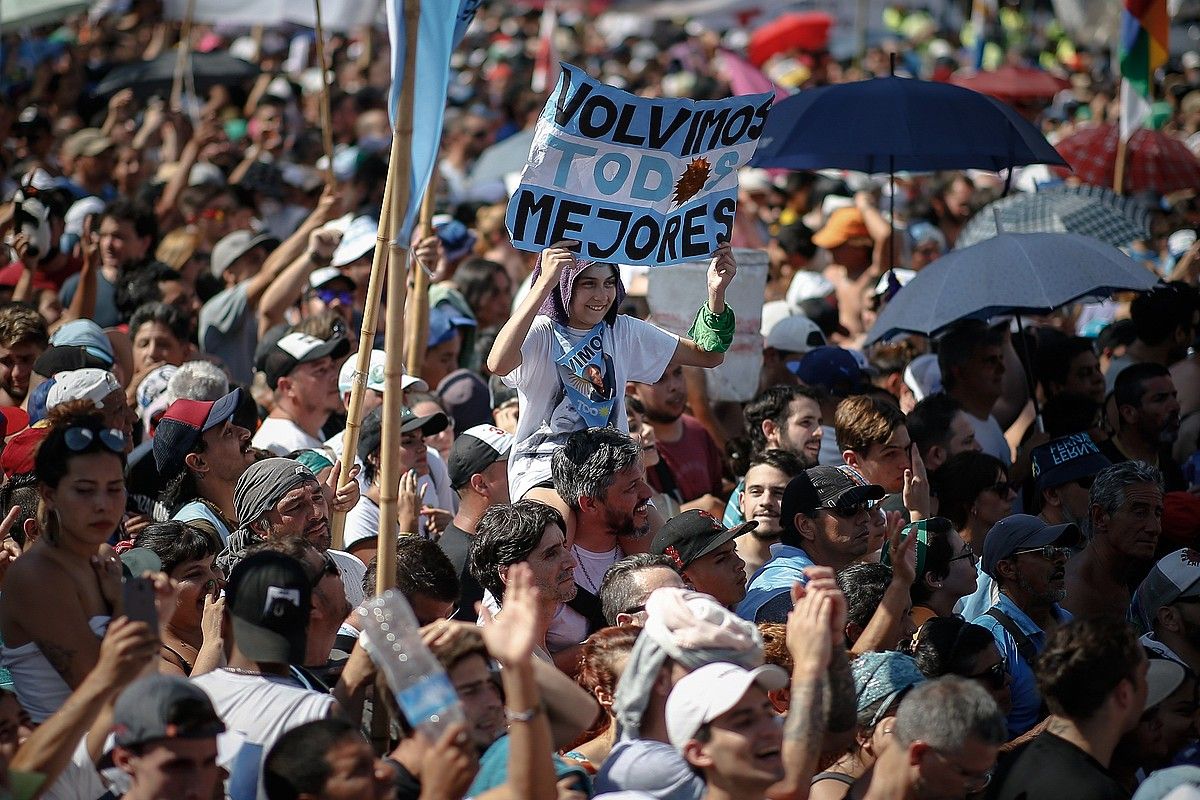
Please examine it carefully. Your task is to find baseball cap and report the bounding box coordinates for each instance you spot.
[153,388,241,475]
[308,266,356,291]
[489,374,518,410]
[48,319,114,365]
[359,405,448,460]
[47,368,121,411]
[224,551,311,664]
[764,315,826,355]
[63,128,114,159]
[1145,658,1188,712]
[331,215,377,268]
[33,345,111,378]
[438,369,492,430]
[1131,765,1200,800]
[1133,548,1200,633]
[980,514,1082,578]
[852,651,925,726]
[210,230,277,279]
[812,207,871,249]
[1031,433,1111,493]
[0,406,29,439]
[111,674,225,749]
[790,346,866,396]
[448,424,513,490]
[780,471,821,534]
[432,213,477,262]
[337,349,428,395]
[665,662,788,749]
[428,304,476,348]
[261,332,350,389]
[806,465,885,510]
[1,425,47,478]
[651,510,757,569]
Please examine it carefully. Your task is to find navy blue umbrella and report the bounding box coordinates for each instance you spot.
[865,232,1160,345]
[751,76,1068,173]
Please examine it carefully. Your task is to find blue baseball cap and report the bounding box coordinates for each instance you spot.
[428,304,476,349]
[48,319,113,365]
[981,514,1082,578]
[790,346,866,396]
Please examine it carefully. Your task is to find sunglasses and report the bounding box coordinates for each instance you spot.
[969,661,1007,691]
[315,288,354,306]
[1013,545,1073,561]
[986,480,1019,496]
[310,551,340,588]
[65,426,125,454]
[824,502,871,518]
[950,543,976,564]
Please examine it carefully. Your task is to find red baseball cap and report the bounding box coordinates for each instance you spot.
[152,389,241,476]
[1,424,47,479]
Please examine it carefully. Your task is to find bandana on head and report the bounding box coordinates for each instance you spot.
[530,252,626,327]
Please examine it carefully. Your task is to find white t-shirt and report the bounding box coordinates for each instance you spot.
[572,544,620,598]
[344,495,380,551]
[504,314,678,501]
[965,411,1011,465]
[251,416,324,456]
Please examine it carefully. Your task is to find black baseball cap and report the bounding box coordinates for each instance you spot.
[651,510,756,567]
[806,466,885,510]
[260,331,350,389]
[225,551,311,665]
[780,471,821,535]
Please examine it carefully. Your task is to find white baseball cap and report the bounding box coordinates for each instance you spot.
[764,315,827,355]
[337,349,429,395]
[48,368,121,411]
[331,216,377,268]
[665,662,788,750]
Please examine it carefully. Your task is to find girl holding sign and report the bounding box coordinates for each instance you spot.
[487,240,737,533]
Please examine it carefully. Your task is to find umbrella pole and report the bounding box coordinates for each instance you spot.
[313,0,335,183]
[1114,137,1128,195]
[1013,312,1043,433]
[403,180,437,378]
[378,0,422,596]
[170,0,197,113]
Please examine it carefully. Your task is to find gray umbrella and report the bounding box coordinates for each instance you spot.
[956,184,1152,250]
[867,232,1160,345]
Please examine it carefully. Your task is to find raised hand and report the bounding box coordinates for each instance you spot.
[323,459,361,514]
[92,616,159,691]
[536,240,578,289]
[479,562,540,667]
[419,722,480,797]
[706,241,736,312]
[397,469,423,533]
[902,445,930,520]
[887,517,919,588]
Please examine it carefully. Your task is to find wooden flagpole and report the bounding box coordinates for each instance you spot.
[313,0,336,183]
[169,0,197,113]
[376,0,421,595]
[402,182,437,377]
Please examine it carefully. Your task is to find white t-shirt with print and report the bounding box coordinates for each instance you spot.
[503,314,678,501]
[251,416,323,456]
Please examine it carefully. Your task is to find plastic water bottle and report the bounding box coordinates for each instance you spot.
[357,590,465,741]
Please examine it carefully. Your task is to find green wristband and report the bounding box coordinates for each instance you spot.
[687,302,735,353]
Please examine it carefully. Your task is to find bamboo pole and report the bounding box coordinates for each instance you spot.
[313,0,336,183]
[402,184,437,377]
[376,0,421,595]
[169,0,197,113]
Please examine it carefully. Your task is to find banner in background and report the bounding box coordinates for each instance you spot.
[507,63,772,267]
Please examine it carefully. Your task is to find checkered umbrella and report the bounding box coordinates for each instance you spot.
[956,184,1152,250]
[1053,123,1200,195]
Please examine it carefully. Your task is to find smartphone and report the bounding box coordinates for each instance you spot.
[123,576,158,629]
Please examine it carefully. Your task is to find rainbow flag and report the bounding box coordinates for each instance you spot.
[1119,0,1169,97]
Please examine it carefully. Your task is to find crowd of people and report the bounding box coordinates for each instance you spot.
[0,1,1198,799]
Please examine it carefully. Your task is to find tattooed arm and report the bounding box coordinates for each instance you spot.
[767,571,838,800]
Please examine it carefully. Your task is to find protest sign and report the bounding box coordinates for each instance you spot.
[162,0,382,30]
[506,63,773,267]
[647,248,768,402]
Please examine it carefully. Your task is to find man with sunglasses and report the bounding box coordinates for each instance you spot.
[973,514,1082,737]
[738,465,883,623]
[1029,433,1111,529]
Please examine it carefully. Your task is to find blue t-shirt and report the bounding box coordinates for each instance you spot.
[468,734,591,797]
[737,543,814,622]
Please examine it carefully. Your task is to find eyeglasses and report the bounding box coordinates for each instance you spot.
[315,288,354,306]
[1013,545,1073,561]
[928,749,994,791]
[969,661,1007,691]
[949,543,976,564]
[65,426,125,454]
[986,480,1019,496]
[620,604,647,617]
[310,551,340,588]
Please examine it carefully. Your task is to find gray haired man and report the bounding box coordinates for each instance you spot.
[599,553,685,626]
[1064,460,1164,620]
[853,676,1007,799]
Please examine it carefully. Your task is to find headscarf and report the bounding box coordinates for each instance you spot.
[217,458,319,574]
[530,252,626,327]
[612,588,763,740]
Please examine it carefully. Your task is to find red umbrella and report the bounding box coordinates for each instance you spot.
[1053,124,1200,195]
[747,12,833,67]
[949,65,1069,102]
